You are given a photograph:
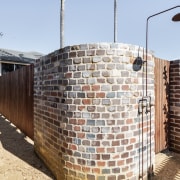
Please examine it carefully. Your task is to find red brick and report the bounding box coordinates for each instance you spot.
[112,154,120,159]
[102,154,110,160]
[66,162,73,168]
[107,147,115,153]
[92,85,100,91]
[117,160,124,166]
[121,126,129,132]
[96,92,105,98]
[82,166,91,173]
[97,78,106,83]
[121,139,128,145]
[78,106,85,111]
[97,147,105,153]
[82,85,90,91]
[69,119,77,124]
[82,99,91,105]
[121,152,129,158]
[116,134,124,139]
[126,171,133,178]
[92,168,101,174]
[65,72,72,78]
[74,126,80,131]
[77,132,85,138]
[78,119,85,125]
[130,138,136,144]
[97,161,106,166]
[112,140,120,146]
[87,92,95,98]
[69,144,77,151]
[108,175,116,180]
[108,161,115,166]
[107,134,114,139]
[126,158,133,164]
[73,164,81,171]
[122,85,129,90]
[51,92,58,96]
[126,118,133,124]
[126,145,133,151]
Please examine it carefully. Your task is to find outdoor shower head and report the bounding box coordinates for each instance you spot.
[172,13,180,21]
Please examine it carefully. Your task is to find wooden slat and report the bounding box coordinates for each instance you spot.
[154,58,170,153]
[0,65,34,139]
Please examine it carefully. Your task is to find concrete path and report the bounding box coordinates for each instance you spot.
[0,115,55,180]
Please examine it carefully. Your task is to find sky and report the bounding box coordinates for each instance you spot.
[0,0,179,60]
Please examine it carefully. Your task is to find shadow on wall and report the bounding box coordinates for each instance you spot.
[0,115,54,179]
[163,65,170,150]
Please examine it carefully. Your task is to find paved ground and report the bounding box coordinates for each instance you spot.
[0,115,55,180]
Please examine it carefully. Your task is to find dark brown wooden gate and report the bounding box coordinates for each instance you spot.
[154,58,170,153]
[0,65,34,139]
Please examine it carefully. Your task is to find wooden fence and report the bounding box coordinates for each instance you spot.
[154,58,170,153]
[0,65,34,139]
[0,58,173,152]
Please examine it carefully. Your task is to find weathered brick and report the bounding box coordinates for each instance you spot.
[82,99,91,105]
[77,65,85,71]
[96,92,105,98]
[86,133,96,140]
[97,161,105,168]
[34,42,155,180]
[87,174,95,180]
[97,78,106,83]
[77,51,85,57]
[107,147,115,153]
[103,57,111,62]
[102,71,110,77]
[96,148,105,153]
[82,85,90,91]
[92,167,100,174]
[102,154,110,160]
[97,64,105,70]
[96,50,105,56]
[91,141,100,146]
[118,175,125,180]
[102,169,110,174]
[93,57,101,63]
[87,92,95,98]
[69,51,77,58]
[82,71,91,78]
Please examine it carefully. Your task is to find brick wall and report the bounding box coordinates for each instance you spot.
[169,60,180,153]
[34,43,155,180]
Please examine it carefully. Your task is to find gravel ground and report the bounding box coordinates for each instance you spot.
[0,116,55,180]
[152,151,180,180]
[0,115,180,180]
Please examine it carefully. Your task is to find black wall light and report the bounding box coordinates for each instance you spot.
[133,57,143,71]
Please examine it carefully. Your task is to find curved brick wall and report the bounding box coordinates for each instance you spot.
[34,43,155,180]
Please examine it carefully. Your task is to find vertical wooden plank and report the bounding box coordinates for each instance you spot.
[0,65,34,139]
[154,58,170,153]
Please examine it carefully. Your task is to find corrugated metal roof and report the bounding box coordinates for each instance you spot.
[0,48,43,64]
